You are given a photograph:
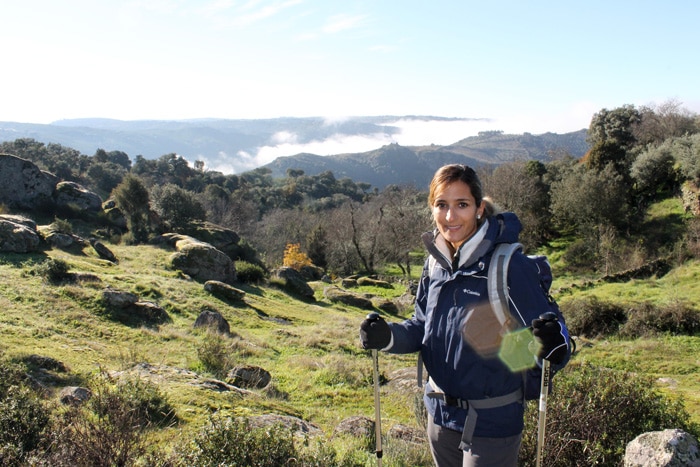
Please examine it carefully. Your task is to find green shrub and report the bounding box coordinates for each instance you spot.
[0,386,50,466]
[562,296,626,337]
[106,375,178,428]
[621,301,700,337]
[49,217,73,234]
[178,416,299,466]
[196,331,238,379]
[519,362,698,466]
[34,258,72,284]
[235,260,267,284]
[41,372,174,466]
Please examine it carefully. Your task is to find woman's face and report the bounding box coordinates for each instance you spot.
[432,181,483,250]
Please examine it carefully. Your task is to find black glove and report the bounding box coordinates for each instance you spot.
[359,312,391,350]
[532,312,568,364]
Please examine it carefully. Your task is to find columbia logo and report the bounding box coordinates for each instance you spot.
[463,288,480,296]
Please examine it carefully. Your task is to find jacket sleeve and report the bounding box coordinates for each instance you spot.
[506,252,572,371]
[384,261,430,354]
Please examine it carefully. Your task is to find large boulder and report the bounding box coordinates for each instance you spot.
[179,221,240,256]
[0,154,57,209]
[164,234,237,284]
[53,181,103,212]
[625,429,700,466]
[272,267,315,301]
[323,285,374,309]
[193,309,231,335]
[0,215,42,252]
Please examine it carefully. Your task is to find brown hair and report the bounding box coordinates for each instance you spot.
[428,164,496,221]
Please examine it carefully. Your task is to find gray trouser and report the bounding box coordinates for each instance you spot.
[427,414,521,467]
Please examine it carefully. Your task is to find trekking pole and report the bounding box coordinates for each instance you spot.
[367,312,383,467]
[536,311,557,467]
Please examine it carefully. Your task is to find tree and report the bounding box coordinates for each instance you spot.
[372,185,429,276]
[630,140,680,203]
[483,161,551,247]
[587,105,642,150]
[585,105,642,185]
[634,99,700,147]
[306,224,329,271]
[111,175,151,243]
[549,162,630,233]
[150,183,205,231]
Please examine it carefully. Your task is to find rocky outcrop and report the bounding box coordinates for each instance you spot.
[53,181,103,212]
[0,214,42,252]
[155,233,237,284]
[204,280,246,303]
[179,221,240,258]
[0,154,57,209]
[323,285,374,310]
[272,267,315,301]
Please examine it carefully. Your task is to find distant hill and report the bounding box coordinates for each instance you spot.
[0,116,473,173]
[264,129,589,190]
[0,117,588,190]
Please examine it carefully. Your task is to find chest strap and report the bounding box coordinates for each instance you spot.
[426,386,524,449]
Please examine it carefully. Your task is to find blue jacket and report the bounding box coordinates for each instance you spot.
[386,212,570,439]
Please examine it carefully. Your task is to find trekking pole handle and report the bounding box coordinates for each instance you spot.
[367,312,383,465]
[539,311,558,323]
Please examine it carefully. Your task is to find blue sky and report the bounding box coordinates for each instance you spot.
[2,0,699,162]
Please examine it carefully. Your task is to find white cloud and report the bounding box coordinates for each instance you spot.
[322,13,368,33]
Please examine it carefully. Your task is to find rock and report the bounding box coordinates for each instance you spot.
[388,424,427,444]
[102,287,139,308]
[625,429,700,466]
[41,229,77,249]
[166,235,237,284]
[333,416,374,439]
[59,386,92,406]
[53,181,103,212]
[373,298,399,314]
[0,214,38,231]
[0,154,57,209]
[194,309,231,335]
[204,280,245,302]
[248,414,322,437]
[227,365,271,389]
[298,264,324,281]
[90,238,118,263]
[0,216,42,252]
[357,276,394,289]
[129,301,171,325]
[178,221,240,256]
[102,202,128,230]
[323,286,374,309]
[272,267,315,301]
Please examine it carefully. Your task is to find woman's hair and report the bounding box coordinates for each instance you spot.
[428,164,497,220]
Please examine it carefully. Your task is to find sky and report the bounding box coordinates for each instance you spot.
[2,0,700,165]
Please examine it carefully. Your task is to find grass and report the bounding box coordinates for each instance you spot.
[2,216,700,461]
[0,241,421,441]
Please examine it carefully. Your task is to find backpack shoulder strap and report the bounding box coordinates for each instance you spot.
[487,242,523,327]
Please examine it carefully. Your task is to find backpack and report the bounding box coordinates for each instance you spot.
[418,242,566,400]
[489,242,564,400]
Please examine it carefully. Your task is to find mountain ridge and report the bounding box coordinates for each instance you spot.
[0,117,588,190]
